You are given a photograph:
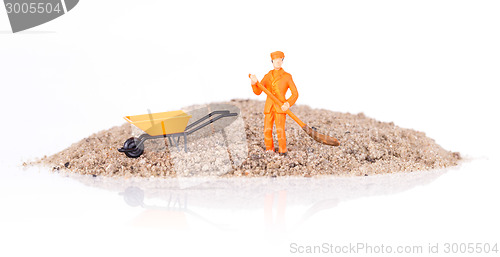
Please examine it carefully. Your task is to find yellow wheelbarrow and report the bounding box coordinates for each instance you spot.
[118,110,238,158]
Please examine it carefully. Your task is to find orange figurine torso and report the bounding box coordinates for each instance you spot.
[254,68,299,114]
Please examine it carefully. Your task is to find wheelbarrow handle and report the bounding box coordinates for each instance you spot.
[185,111,237,135]
[185,110,231,131]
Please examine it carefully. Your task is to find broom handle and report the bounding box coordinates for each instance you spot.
[249,74,306,128]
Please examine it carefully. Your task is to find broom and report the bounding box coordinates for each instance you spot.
[249,74,340,146]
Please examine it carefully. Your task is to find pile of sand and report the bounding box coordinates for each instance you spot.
[34,99,461,177]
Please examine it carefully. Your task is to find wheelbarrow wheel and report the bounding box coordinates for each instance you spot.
[123,137,144,158]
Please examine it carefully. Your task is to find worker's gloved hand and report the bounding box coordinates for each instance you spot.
[281,102,290,112]
[249,74,258,85]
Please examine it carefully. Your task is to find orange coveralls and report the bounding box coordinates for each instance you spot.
[252,68,299,153]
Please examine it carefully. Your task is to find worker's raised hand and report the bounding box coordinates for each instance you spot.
[281,102,290,112]
[249,74,258,85]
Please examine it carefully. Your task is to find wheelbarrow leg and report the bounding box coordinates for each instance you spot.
[183,133,188,152]
[172,135,180,151]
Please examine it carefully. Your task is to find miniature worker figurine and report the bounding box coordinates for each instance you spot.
[249,51,299,155]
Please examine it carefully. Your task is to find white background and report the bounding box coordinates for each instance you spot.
[1,0,499,256]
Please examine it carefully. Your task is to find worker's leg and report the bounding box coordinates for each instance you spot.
[275,113,287,153]
[264,112,275,151]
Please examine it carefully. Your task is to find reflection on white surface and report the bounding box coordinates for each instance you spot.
[1,159,499,256]
[58,167,445,232]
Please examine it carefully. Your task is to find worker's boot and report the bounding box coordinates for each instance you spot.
[279,151,288,157]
